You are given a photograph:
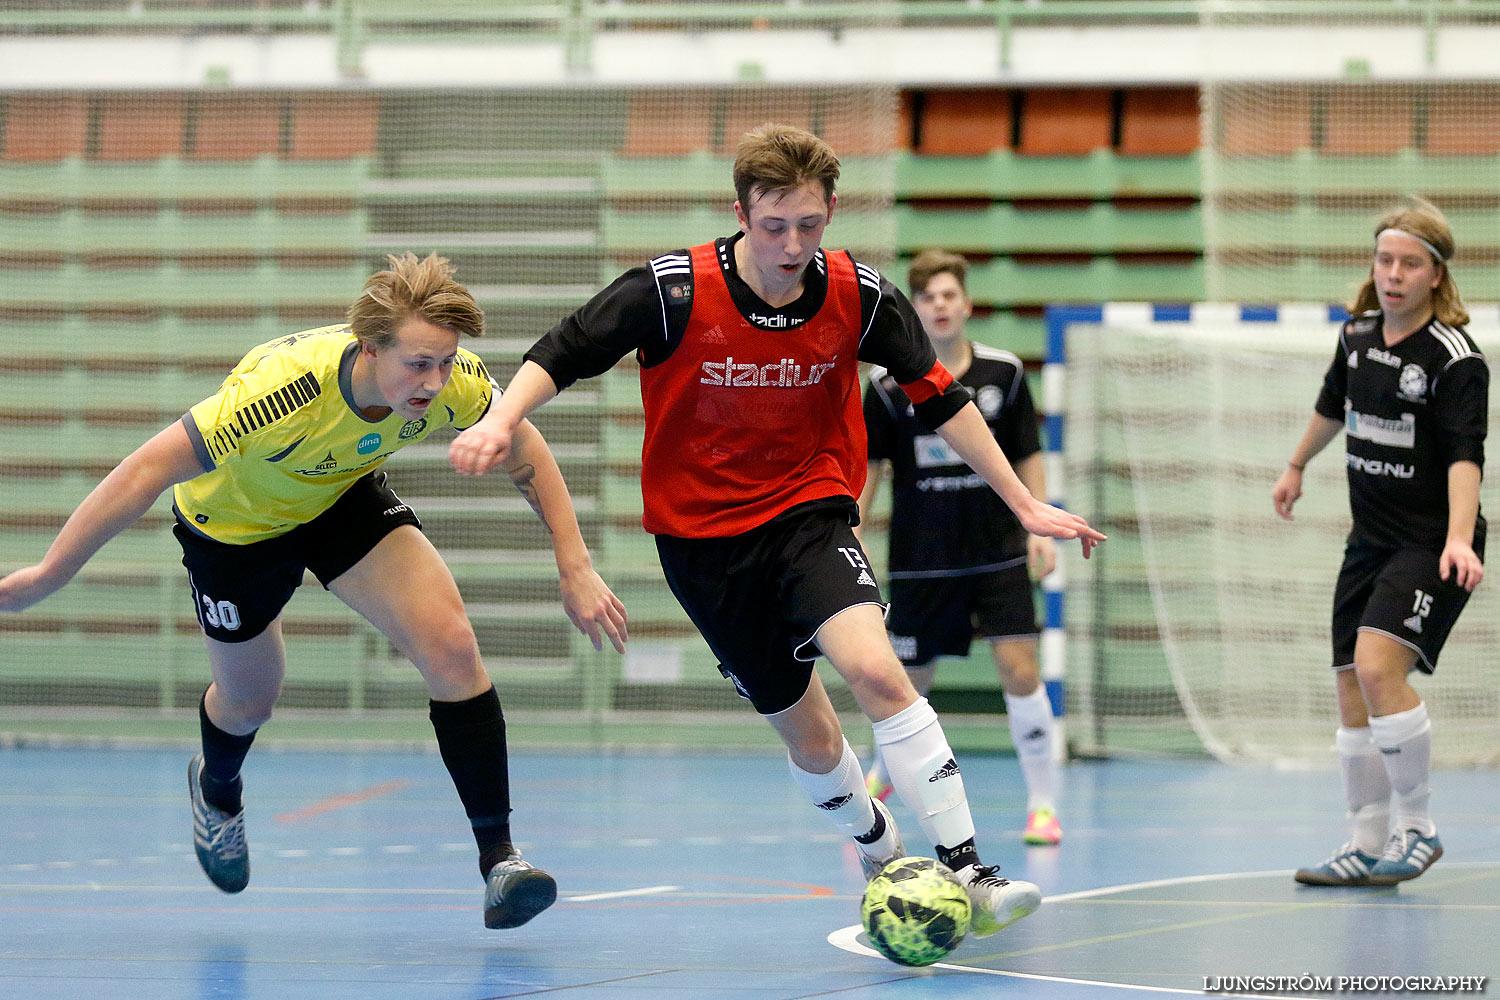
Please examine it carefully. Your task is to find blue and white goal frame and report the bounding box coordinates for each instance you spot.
[1040,302,1353,759]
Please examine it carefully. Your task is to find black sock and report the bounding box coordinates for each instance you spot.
[199,692,256,814]
[936,838,980,873]
[429,686,514,878]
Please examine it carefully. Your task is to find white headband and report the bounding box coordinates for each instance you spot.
[1378,227,1448,263]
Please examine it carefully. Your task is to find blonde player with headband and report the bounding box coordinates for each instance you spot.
[1273,198,1487,886]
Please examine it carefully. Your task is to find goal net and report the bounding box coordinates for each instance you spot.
[1063,304,1500,767]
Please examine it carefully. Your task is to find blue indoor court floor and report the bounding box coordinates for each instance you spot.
[2,745,1498,999]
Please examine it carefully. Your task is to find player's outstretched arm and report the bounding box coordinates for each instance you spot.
[0,421,205,612]
[501,417,628,653]
[1272,414,1343,520]
[935,403,1105,558]
[450,361,561,478]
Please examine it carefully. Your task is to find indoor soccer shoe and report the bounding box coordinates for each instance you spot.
[857,797,906,880]
[1293,842,1380,886]
[483,853,558,929]
[954,864,1041,938]
[188,754,249,894]
[1367,829,1443,886]
[865,771,892,803]
[1024,808,1062,846]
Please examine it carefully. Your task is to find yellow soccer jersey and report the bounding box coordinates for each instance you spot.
[173,325,496,544]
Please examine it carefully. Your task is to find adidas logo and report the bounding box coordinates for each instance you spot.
[1403,614,1424,634]
[928,758,960,783]
[817,793,854,811]
[855,570,877,587]
[701,325,727,344]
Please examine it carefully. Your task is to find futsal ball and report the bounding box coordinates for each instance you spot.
[860,856,971,967]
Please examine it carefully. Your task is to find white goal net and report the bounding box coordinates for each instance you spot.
[1064,304,1499,767]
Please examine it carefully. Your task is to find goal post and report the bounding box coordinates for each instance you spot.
[1056,302,1500,767]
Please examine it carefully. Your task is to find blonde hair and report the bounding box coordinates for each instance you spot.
[908,249,969,297]
[732,123,840,216]
[347,252,485,347]
[1350,198,1469,326]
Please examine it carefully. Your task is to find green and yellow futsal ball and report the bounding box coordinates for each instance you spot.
[860,856,971,966]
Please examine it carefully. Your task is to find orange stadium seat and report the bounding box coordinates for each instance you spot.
[1424,85,1500,156]
[721,94,812,152]
[620,91,714,156]
[288,95,377,159]
[1119,88,1200,156]
[813,97,901,156]
[917,89,1011,155]
[97,94,186,160]
[1,94,88,161]
[193,96,283,160]
[1323,87,1413,154]
[1018,88,1113,156]
[1220,85,1312,155]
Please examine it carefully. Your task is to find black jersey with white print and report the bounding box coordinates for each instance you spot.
[866,344,1042,576]
[1314,311,1488,549]
[524,233,972,430]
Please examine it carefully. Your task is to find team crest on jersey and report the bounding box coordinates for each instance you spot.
[1398,364,1429,402]
[399,418,427,440]
[975,384,1003,419]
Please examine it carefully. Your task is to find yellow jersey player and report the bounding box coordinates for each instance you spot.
[0,253,628,929]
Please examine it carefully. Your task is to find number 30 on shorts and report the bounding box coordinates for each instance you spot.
[200,594,243,631]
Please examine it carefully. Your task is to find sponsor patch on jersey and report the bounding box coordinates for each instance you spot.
[1345,409,1416,449]
[1366,347,1401,368]
[357,432,382,455]
[914,434,962,469]
[666,281,692,301]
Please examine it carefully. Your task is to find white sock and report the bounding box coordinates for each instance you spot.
[1004,686,1058,813]
[786,737,897,860]
[1369,702,1434,838]
[872,698,975,851]
[1335,725,1391,854]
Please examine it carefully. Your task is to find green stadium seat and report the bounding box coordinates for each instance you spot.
[893,149,1201,200]
[895,202,1202,254]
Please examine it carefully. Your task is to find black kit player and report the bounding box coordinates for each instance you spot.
[0,253,628,928]
[857,249,1062,847]
[449,123,1105,938]
[1273,199,1487,887]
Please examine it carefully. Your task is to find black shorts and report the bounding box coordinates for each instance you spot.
[655,501,887,716]
[173,471,422,643]
[885,560,1038,668]
[1331,539,1484,673]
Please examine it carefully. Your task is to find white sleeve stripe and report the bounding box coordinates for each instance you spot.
[972,344,1022,368]
[870,370,899,418]
[1430,323,1480,366]
[651,269,670,342]
[858,283,883,346]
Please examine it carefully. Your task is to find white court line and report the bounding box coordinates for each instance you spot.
[828,868,1356,998]
[566,885,679,903]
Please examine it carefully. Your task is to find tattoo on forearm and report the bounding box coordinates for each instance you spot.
[507,463,553,533]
